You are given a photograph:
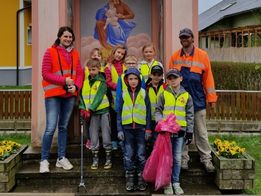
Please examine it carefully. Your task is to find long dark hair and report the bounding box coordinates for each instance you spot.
[54,26,75,46]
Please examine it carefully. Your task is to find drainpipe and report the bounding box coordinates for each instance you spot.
[16,6,31,86]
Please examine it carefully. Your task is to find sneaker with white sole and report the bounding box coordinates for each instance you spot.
[56,157,73,170]
[181,159,189,170]
[173,182,184,195]
[203,161,215,173]
[164,183,174,195]
[39,160,50,173]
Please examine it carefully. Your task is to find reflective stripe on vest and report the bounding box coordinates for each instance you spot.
[140,60,159,82]
[148,86,164,120]
[121,89,146,125]
[163,91,189,127]
[82,80,109,111]
[42,47,78,98]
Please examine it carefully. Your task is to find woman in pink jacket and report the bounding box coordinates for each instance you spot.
[40,26,83,173]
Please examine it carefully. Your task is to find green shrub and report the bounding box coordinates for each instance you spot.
[211,62,261,90]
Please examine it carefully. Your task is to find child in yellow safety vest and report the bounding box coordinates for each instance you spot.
[138,43,163,82]
[104,45,127,150]
[115,55,145,112]
[84,48,104,78]
[117,67,152,192]
[79,59,112,170]
[155,69,194,195]
[145,65,166,155]
[84,48,105,150]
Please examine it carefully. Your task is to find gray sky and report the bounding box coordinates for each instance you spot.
[198,0,223,14]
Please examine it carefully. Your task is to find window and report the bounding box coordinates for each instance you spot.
[27,25,32,45]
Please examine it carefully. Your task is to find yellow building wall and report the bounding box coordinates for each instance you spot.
[24,9,32,66]
[0,0,19,67]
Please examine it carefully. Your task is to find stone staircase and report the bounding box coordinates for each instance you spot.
[12,145,221,195]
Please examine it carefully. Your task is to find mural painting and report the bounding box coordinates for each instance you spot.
[80,0,152,65]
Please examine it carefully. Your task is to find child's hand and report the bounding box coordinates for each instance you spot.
[118,131,124,141]
[80,109,91,122]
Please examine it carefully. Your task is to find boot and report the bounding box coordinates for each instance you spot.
[91,150,99,170]
[137,172,147,191]
[125,170,135,191]
[104,150,112,169]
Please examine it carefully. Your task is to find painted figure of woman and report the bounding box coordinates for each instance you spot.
[94,0,136,48]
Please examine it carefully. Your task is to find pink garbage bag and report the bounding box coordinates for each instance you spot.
[155,114,181,134]
[143,114,181,190]
[143,132,173,190]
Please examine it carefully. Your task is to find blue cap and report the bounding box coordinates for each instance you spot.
[166,69,181,78]
[179,28,194,38]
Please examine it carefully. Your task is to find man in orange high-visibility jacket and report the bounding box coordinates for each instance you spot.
[168,28,217,173]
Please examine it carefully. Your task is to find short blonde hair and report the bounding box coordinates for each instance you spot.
[124,55,138,63]
[86,59,101,69]
[142,43,156,53]
[89,48,102,59]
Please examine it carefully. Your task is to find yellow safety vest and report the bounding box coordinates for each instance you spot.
[82,79,109,111]
[148,85,164,120]
[140,60,160,82]
[121,89,146,125]
[163,90,189,127]
[105,63,126,109]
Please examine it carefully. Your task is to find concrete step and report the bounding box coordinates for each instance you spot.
[12,144,221,195]
[14,159,219,194]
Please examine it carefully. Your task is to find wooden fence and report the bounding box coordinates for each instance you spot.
[0,90,31,120]
[205,47,261,63]
[0,90,260,121]
[207,90,261,121]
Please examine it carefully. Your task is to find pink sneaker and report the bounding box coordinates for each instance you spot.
[85,139,92,149]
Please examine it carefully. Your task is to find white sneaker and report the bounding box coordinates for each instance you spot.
[39,160,50,173]
[181,159,189,170]
[164,183,173,195]
[203,161,215,172]
[173,183,184,195]
[56,157,73,170]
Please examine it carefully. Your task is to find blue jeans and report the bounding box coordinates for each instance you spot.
[123,128,146,172]
[171,136,185,183]
[41,96,76,161]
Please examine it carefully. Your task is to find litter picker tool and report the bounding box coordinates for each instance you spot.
[77,119,87,192]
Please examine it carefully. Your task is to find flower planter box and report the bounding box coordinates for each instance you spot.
[211,146,255,190]
[0,145,27,192]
